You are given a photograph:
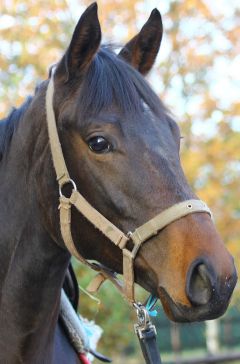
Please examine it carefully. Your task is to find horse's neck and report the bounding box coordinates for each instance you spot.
[0,98,70,363]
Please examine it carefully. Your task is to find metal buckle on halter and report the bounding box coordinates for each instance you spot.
[133,302,157,339]
[59,179,77,197]
[124,231,142,259]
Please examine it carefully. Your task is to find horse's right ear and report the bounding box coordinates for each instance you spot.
[55,2,101,82]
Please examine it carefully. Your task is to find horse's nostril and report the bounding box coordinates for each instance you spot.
[187,263,213,306]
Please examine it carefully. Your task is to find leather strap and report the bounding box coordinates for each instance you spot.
[46,74,70,186]
[45,69,212,304]
[70,190,129,248]
[130,199,211,248]
[138,327,162,364]
[59,196,125,297]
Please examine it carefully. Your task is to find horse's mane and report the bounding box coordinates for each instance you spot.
[0,97,32,158]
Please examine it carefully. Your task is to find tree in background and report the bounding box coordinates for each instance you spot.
[1,0,239,355]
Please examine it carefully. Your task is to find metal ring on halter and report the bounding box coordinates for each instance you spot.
[59,179,77,197]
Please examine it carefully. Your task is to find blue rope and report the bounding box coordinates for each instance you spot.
[145,295,158,317]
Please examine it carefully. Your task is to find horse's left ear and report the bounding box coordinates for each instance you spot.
[119,9,163,75]
[55,2,101,82]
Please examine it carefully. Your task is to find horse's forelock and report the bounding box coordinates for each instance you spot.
[77,46,165,120]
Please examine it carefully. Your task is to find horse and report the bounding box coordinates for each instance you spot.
[0,3,237,363]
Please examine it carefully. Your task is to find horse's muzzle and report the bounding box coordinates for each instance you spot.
[158,257,237,322]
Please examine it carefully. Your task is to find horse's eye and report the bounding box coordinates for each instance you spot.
[88,136,112,153]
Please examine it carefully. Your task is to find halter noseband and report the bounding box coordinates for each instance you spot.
[45,70,212,303]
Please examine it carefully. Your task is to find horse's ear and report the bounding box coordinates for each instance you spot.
[119,9,163,75]
[56,2,101,81]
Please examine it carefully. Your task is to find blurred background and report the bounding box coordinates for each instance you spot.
[0,0,239,362]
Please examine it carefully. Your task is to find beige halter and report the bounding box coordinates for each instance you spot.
[45,70,212,303]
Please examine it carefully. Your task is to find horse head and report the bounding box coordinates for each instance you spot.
[39,3,237,322]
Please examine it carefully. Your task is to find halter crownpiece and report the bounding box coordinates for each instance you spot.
[45,69,212,303]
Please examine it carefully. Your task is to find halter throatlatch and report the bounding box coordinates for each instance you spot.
[46,70,212,304]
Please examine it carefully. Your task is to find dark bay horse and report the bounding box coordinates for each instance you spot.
[0,3,237,363]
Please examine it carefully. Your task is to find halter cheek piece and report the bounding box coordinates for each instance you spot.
[45,70,212,304]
